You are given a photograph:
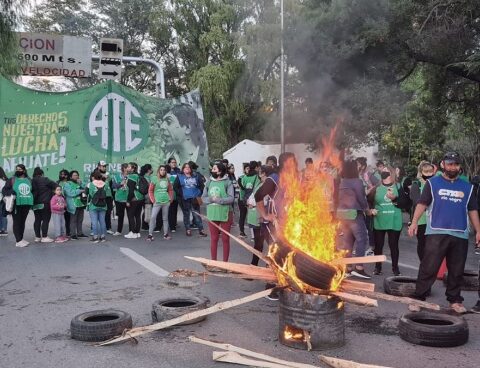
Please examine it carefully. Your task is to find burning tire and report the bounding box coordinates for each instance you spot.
[151,296,209,325]
[442,269,479,291]
[398,312,468,347]
[70,309,132,342]
[383,276,417,297]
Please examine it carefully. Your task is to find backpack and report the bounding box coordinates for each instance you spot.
[91,185,107,207]
[138,176,149,196]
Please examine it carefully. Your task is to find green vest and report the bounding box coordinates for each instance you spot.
[68,181,85,208]
[417,181,427,226]
[87,182,107,211]
[238,175,246,200]
[151,176,170,204]
[241,175,258,198]
[206,180,230,222]
[246,184,262,227]
[128,173,144,201]
[113,173,128,202]
[373,185,403,231]
[13,177,33,206]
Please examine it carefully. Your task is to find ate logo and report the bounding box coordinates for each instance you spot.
[159,180,168,189]
[209,186,221,197]
[18,183,31,196]
[87,92,148,155]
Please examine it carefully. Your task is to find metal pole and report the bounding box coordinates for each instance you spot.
[280,0,285,154]
[92,55,165,98]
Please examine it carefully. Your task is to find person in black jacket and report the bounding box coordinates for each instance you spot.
[32,168,57,243]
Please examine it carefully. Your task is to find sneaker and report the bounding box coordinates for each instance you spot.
[41,237,54,243]
[106,229,114,235]
[112,232,122,236]
[77,234,88,238]
[199,230,207,237]
[351,269,371,279]
[408,304,421,312]
[171,229,176,233]
[90,237,100,243]
[90,232,94,236]
[470,300,480,314]
[450,303,467,314]
[393,269,402,276]
[70,235,78,240]
[15,240,29,248]
[54,237,66,243]
[239,232,247,238]
[135,233,141,238]
[475,247,480,255]
[124,232,136,239]
[146,235,154,242]
[373,268,383,275]
[0,230,8,236]
[153,228,161,233]
[100,236,106,243]
[34,237,41,243]
[186,230,192,237]
[365,248,375,256]
[164,234,172,240]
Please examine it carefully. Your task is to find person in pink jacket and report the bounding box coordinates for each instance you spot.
[50,186,68,243]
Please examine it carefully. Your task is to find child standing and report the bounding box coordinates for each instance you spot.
[50,186,68,243]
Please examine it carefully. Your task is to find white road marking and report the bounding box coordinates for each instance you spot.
[119,247,169,277]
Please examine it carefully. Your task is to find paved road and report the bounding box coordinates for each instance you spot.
[0,213,479,368]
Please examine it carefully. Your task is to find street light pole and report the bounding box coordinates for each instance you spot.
[280,0,285,154]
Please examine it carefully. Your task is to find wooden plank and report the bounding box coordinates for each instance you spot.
[190,336,319,368]
[356,291,440,311]
[97,288,276,346]
[332,255,386,265]
[330,291,378,307]
[205,272,278,282]
[340,279,375,292]
[194,211,271,265]
[213,351,296,368]
[185,256,276,278]
[319,355,392,368]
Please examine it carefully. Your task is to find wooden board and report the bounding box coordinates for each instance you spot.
[332,255,386,266]
[340,279,375,292]
[213,351,297,368]
[320,355,393,368]
[331,291,378,307]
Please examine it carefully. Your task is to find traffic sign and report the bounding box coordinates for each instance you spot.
[99,38,123,81]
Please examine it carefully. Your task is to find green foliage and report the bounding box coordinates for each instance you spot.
[0,0,24,77]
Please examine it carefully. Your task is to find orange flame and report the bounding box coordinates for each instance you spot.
[275,129,347,291]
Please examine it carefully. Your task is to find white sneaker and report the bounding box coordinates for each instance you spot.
[16,240,29,248]
[112,231,122,236]
[106,230,115,235]
[124,232,136,239]
[41,237,54,243]
[136,233,141,238]
[34,237,41,243]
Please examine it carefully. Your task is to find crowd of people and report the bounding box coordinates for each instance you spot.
[1,150,479,311]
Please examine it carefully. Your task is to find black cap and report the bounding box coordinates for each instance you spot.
[443,152,461,164]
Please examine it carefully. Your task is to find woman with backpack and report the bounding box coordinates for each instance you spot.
[147,165,174,241]
[64,170,87,240]
[32,167,57,243]
[85,171,107,243]
[2,164,34,247]
[0,167,8,236]
[202,162,234,261]
[125,162,144,239]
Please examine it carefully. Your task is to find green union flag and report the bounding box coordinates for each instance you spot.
[0,77,209,179]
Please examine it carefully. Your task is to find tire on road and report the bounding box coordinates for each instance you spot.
[383,276,417,297]
[398,312,469,347]
[70,309,133,342]
[151,296,210,326]
[443,269,479,291]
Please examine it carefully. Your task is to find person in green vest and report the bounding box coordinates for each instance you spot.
[409,161,435,261]
[63,170,87,240]
[147,165,174,241]
[237,163,250,238]
[96,161,115,235]
[240,162,260,238]
[125,162,143,239]
[202,162,235,262]
[2,164,34,247]
[368,166,403,276]
[57,169,71,237]
[85,171,107,243]
[112,163,129,236]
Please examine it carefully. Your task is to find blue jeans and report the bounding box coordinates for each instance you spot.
[89,209,106,237]
[339,213,369,262]
[182,198,203,231]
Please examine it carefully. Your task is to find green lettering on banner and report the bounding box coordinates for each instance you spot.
[0,77,209,180]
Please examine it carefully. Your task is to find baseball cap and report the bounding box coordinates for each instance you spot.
[443,152,461,164]
[98,160,107,166]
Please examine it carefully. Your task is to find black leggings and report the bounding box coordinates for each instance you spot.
[416,224,427,261]
[373,229,401,271]
[168,200,178,230]
[126,201,143,233]
[238,200,247,234]
[13,205,31,242]
[115,201,127,233]
[105,197,114,230]
[251,227,265,266]
[34,203,51,238]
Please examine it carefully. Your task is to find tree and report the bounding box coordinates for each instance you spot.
[0,0,25,77]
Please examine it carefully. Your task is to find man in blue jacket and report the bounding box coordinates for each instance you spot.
[408,152,480,313]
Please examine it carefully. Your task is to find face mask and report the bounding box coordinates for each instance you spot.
[445,170,459,179]
[15,171,24,177]
[211,172,219,179]
[380,172,391,180]
[422,175,433,181]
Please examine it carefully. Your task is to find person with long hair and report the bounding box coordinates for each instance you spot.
[167,157,181,232]
[2,164,34,247]
[337,160,371,279]
[140,164,153,231]
[202,162,235,261]
[57,169,71,236]
[64,170,87,240]
[125,162,143,239]
[85,170,108,243]
[174,162,207,237]
[237,163,250,238]
[0,167,9,236]
[112,163,129,236]
[96,161,114,235]
[147,165,174,241]
[32,167,57,243]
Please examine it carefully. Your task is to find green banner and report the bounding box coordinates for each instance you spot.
[0,78,209,179]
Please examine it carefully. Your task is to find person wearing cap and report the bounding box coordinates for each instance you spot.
[408,152,480,314]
